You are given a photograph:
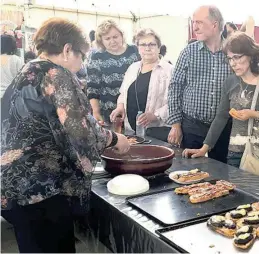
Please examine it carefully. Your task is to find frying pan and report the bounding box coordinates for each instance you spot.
[101,145,175,176]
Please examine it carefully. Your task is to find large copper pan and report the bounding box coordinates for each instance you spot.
[101,145,174,176]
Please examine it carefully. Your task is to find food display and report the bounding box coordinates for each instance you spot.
[170,168,209,183]
[207,202,259,250]
[174,180,236,204]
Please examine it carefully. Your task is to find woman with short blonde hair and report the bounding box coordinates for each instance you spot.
[87,19,140,124]
[95,19,125,50]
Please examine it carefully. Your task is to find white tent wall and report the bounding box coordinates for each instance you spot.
[2,2,189,63]
[23,6,134,43]
[136,15,189,65]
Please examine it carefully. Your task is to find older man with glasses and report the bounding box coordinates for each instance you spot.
[167,5,233,163]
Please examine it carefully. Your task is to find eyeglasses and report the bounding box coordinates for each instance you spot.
[226,54,244,64]
[75,49,86,61]
[138,43,157,49]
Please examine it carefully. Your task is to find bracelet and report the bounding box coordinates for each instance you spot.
[107,131,118,148]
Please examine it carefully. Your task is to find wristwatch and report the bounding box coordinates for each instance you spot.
[107,131,118,148]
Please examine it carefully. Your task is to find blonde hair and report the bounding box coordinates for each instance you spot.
[134,28,161,48]
[95,19,124,50]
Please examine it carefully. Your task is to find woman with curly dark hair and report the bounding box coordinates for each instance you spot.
[1,18,129,253]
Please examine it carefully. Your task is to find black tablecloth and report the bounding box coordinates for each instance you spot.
[87,137,259,253]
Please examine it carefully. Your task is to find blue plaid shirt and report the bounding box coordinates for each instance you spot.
[167,41,232,125]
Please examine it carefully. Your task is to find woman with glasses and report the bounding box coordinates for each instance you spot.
[86,19,140,125]
[183,32,259,168]
[110,28,173,141]
[1,18,130,253]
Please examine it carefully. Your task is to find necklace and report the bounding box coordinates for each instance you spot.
[239,78,250,99]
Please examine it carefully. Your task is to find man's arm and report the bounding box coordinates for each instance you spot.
[167,47,189,125]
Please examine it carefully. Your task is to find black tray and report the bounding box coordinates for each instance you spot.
[126,187,259,226]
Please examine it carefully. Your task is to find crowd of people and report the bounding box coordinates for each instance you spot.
[1,4,259,253]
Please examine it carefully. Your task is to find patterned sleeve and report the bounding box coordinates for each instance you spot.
[167,47,189,125]
[86,52,101,100]
[41,67,111,174]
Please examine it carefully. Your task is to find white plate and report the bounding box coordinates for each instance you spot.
[169,170,204,185]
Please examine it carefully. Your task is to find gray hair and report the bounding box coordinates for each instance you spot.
[208,5,224,32]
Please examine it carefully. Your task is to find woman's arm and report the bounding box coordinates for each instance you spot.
[203,80,231,149]
[41,67,112,174]
[153,66,174,122]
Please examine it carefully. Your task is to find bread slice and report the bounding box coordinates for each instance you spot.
[233,231,256,250]
[174,182,212,194]
[173,169,209,183]
[210,225,236,237]
[215,180,236,191]
[225,209,247,222]
[237,217,259,229]
[189,189,229,203]
[207,216,236,238]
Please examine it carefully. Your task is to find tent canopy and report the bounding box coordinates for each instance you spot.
[32,0,259,24]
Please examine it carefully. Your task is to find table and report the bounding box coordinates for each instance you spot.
[88,137,259,253]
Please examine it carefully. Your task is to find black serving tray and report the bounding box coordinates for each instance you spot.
[126,186,259,226]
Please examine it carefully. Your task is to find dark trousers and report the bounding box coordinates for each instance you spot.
[1,195,75,253]
[182,114,232,163]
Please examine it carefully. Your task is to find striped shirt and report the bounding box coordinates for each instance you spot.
[86,45,140,122]
[167,41,232,125]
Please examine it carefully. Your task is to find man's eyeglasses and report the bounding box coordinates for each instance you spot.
[138,43,157,49]
[225,54,244,64]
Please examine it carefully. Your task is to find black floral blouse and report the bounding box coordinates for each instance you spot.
[1,60,111,210]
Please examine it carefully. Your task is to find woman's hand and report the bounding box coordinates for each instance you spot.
[182,145,209,158]
[110,105,125,122]
[137,112,157,127]
[233,109,258,121]
[113,133,130,154]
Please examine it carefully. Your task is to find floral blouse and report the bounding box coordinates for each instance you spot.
[1,60,111,210]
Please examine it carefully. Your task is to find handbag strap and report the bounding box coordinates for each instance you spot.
[248,79,259,136]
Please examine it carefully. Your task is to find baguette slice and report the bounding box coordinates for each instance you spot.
[215,180,236,191]
[189,189,229,204]
[225,209,247,222]
[256,227,259,237]
[236,216,259,229]
[233,231,256,250]
[172,169,209,183]
[207,220,236,237]
[174,182,212,194]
